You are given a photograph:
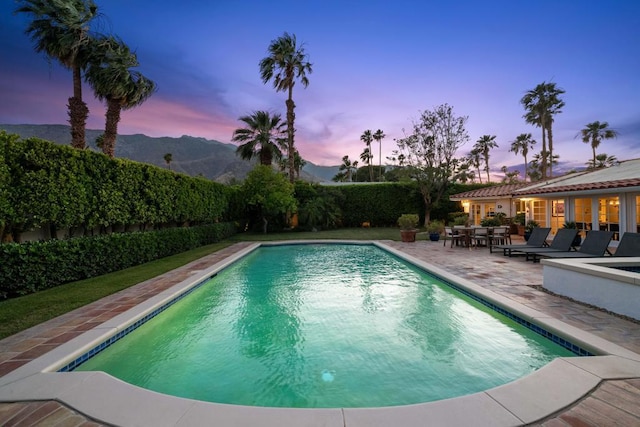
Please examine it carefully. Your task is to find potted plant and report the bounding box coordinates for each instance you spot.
[452,215,469,227]
[524,219,539,241]
[513,213,526,236]
[427,220,445,241]
[398,214,419,242]
[563,221,582,246]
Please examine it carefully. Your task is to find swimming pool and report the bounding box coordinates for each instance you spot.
[2,241,639,426]
[72,243,575,407]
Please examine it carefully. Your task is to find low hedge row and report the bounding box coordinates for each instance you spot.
[0,222,236,299]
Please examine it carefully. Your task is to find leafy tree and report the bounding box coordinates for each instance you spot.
[520,81,565,178]
[473,135,498,183]
[164,153,172,170]
[360,130,374,181]
[586,153,618,169]
[579,121,618,168]
[16,0,100,149]
[259,32,312,183]
[373,129,386,181]
[232,110,286,166]
[509,133,536,182]
[241,165,296,233]
[395,104,469,226]
[84,36,156,158]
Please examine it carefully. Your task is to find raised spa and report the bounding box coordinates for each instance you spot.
[72,244,578,408]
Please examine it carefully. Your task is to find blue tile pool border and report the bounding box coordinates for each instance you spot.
[57,273,217,372]
[58,243,592,373]
[425,272,593,356]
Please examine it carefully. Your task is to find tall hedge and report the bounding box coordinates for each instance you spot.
[331,182,424,226]
[0,222,236,299]
[0,132,231,240]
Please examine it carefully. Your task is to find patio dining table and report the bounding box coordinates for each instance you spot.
[451,227,503,249]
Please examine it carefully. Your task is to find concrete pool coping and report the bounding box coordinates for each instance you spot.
[1,240,639,426]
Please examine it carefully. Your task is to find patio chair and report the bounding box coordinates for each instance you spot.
[513,228,578,261]
[471,227,489,248]
[493,227,551,257]
[533,230,614,263]
[444,226,466,248]
[489,226,509,253]
[611,232,640,257]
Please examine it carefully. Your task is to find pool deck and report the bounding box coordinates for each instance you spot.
[1,238,640,426]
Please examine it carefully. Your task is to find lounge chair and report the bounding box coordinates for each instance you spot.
[610,232,640,257]
[533,230,614,263]
[493,227,551,257]
[513,228,578,261]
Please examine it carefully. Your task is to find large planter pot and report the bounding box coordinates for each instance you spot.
[517,225,525,236]
[400,229,418,242]
[429,232,440,242]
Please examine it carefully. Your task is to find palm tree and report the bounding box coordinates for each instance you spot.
[164,153,172,170]
[520,82,565,178]
[337,155,358,182]
[373,129,385,181]
[359,147,373,181]
[259,32,312,183]
[360,130,374,181]
[586,153,618,169]
[453,160,475,183]
[16,0,100,149]
[579,121,618,168]
[84,36,156,158]
[528,151,559,181]
[292,149,306,179]
[232,110,286,166]
[473,135,498,183]
[509,133,536,182]
[468,149,483,184]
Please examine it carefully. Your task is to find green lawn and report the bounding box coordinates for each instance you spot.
[0,228,406,340]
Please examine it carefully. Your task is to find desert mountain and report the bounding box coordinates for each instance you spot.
[0,124,339,183]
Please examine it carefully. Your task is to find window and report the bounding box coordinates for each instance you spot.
[598,196,620,240]
[531,200,546,227]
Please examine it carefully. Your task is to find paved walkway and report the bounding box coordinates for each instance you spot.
[1,238,639,426]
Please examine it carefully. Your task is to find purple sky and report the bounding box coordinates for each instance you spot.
[1,0,639,170]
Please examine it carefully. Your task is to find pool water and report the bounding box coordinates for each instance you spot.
[75,244,574,408]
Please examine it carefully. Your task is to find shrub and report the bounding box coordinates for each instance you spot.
[0,222,236,299]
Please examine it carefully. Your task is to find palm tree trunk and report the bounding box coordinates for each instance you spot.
[547,123,554,177]
[523,154,528,182]
[378,141,382,181]
[286,92,295,183]
[540,115,548,179]
[69,65,88,149]
[103,99,121,158]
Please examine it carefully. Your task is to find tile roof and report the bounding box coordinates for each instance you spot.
[516,178,640,195]
[516,158,640,196]
[449,183,531,199]
[451,158,640,199]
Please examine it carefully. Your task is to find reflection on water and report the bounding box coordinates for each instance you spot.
[74,244,575,408]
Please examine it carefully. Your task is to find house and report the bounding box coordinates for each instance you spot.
[449,158,640,242]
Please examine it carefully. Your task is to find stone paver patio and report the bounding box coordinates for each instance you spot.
[1,238,639,426]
